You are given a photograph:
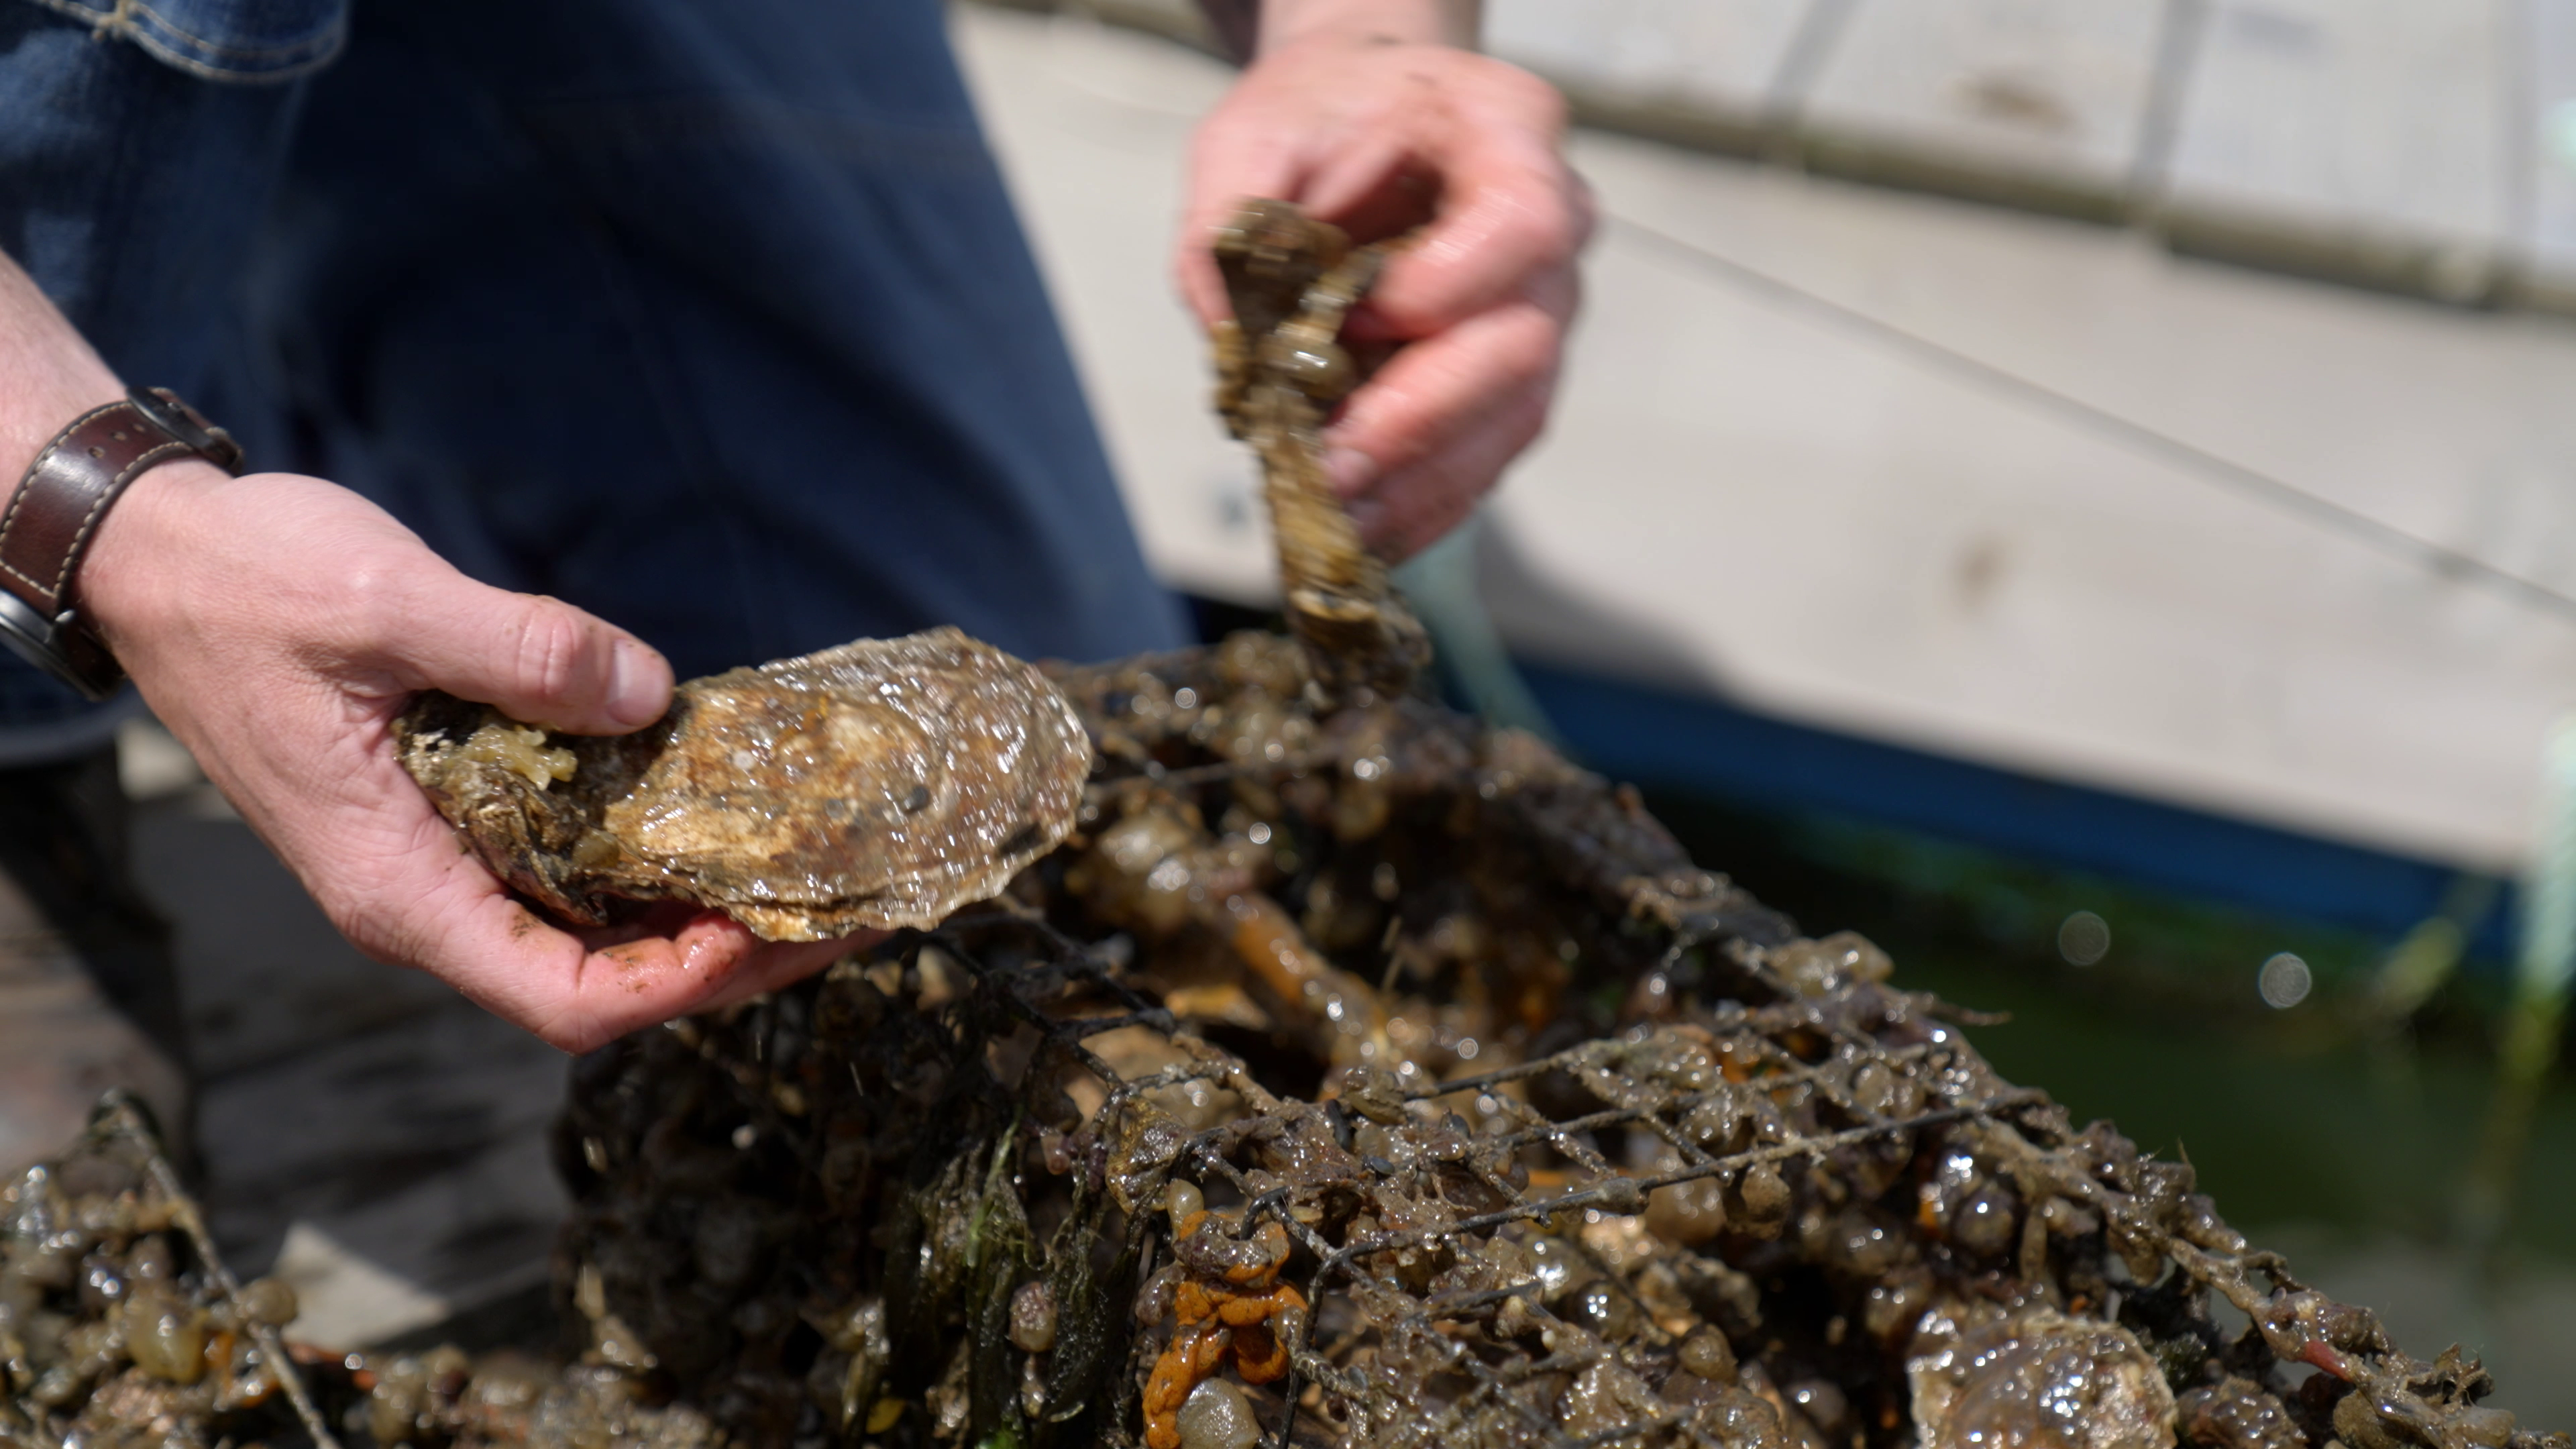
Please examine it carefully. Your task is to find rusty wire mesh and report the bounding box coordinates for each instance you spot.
[547,640,2567,1449]
[3,634,2561,1449]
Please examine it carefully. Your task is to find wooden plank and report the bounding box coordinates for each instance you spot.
[2520,0,2576,311]
[2155,0,2512,303]
[967,0,2576,869]
[121,730,568,1344]
[1485,0,1827,154]
[1795,0,2179,220]
[133,790,460,1080]
[201,1000,568,1338]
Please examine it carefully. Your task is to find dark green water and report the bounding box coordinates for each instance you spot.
[1640,788,2576,1267]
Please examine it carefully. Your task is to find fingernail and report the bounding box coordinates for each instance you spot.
[607,639,670,727]
[1345,494,1391,548]
[1322,445,1377,499]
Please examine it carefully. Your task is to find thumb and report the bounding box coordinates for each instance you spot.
[383,566,674,733]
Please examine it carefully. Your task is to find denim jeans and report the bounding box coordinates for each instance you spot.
[0,0,1189,761]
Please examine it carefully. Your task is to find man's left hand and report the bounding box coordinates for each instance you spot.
[1178,1,1593,559]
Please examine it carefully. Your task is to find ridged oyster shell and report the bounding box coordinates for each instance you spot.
[395,627,1091,941]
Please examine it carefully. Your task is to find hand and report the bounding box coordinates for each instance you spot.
[1177,4,1593,559]
[79,462,869,1052]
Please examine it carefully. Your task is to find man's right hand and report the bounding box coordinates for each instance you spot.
[0,250,860,1051]
[74,461,861,1053]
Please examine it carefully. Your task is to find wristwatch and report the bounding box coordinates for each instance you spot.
[0,387,243,700]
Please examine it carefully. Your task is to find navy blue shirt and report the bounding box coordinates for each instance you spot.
[0,0,1187,757]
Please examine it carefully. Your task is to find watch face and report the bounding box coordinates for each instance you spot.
[0,585,52,645]
[0,589,67,676]
[0,589,116,700]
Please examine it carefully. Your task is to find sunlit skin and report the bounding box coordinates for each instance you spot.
[1179,0,1591,561]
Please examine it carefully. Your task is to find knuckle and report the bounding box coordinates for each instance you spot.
[1487,307,1564,393]
[1477,56,1565,129]
[508,600,593,702]
[1533,185,1591,269]
[537,1010,612,1055]
[328,547,420,653]
[1346,394,1440,472]
[1480,182,1585,279]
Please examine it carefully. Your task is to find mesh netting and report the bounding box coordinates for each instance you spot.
[547,633,2563,1449]
[9,197,2566,1449]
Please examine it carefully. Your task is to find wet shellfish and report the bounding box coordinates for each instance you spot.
[395,627,1090,941]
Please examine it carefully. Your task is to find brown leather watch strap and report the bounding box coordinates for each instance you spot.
[0,388,241,697]
[0,388,239,617]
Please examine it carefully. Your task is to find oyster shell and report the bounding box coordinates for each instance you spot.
[394,627,1091,941]
[1909,1309,2178,1449]
[1209,197,1430,702]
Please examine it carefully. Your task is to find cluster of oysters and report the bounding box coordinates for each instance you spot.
[5,203,2565,1449]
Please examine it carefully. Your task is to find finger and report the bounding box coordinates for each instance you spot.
[1297,126,1438,244]
[1320,286,1568,500]
[370,564,674,734]
[343,829,853,1053]
[1175,125,1307,329]
[1348,372,1553,559]
[697,937,876,1013]
[557,914,857,1047]
[1352,76,1588,337]
[522,916,856,1051]
[277,756,730,1047]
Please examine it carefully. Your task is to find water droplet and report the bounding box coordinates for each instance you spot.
[2258,953,2312,1009]
[2057,910,2110,966]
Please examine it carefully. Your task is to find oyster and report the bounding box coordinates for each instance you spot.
[394,627,1090,941]
[1210,197,1431,702]
[1910,1310,2178,1449]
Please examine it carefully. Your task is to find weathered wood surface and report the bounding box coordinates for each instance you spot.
[197,1000,566,1347]
[2154,0,2512,302]
[960,1,2576,871]
[129,764,568,1350]
[1485,0,1829,152]
[140,788,457,1079]
[1794,0,2180,218]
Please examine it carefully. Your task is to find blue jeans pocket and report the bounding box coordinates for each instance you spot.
[19,0,345,82]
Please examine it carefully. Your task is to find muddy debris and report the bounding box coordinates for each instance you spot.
[19,200,2569,1449]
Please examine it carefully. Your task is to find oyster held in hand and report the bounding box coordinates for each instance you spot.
[395,627,1091,941]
